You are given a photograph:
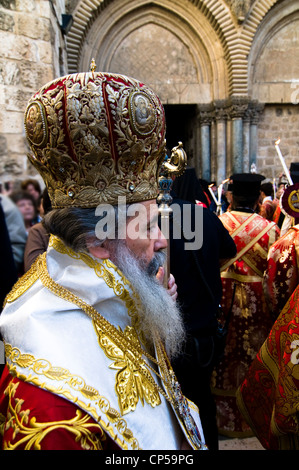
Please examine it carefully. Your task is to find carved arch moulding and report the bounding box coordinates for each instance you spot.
[86,7,228,102]
[66,0,281,99]
[248,0,299,103]
[66,0,228,102]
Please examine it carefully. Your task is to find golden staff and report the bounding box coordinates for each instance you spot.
[157,142,187,287]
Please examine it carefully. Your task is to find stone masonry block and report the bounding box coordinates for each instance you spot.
[0,11,15,32]
[1,1,17,10]
[15,0,36,13]
[17,15,51,41]
[0,31,38,61]
[0,60,20,86]
[38,41,54,65]
[6,86,33,112]
[0,110,24,133]
[0,135,7,155]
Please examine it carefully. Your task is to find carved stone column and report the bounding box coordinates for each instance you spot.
[214,101,228,183]
[226,118,232,178]
[197,99,263,182]
[243,109,251,172]
[198,105,213,181]
[228,98,249,173]
[249,102,264,169]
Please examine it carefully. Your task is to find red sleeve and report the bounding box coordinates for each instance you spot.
[0,366,117,450]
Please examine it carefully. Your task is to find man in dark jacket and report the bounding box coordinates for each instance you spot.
[166,168,237,450]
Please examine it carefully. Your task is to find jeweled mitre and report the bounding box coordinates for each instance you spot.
[24,72,166,208]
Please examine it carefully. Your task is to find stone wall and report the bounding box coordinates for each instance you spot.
[257,104,299,181]
[0,0,298,187]
[0,0,67,188]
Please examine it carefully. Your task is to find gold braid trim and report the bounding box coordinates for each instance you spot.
[4,344,140,450]
[3,262,39,306]
[2,380,106,450]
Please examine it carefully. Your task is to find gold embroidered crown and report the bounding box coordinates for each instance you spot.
[24,69,166,208]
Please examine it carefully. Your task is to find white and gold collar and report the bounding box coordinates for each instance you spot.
[1,236,206,450]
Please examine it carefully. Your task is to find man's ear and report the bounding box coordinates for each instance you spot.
[88,245,110,259]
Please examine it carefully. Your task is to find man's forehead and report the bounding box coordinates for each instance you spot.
[124,199,159,226]
[138,199,159,218]
[148,202,159,218]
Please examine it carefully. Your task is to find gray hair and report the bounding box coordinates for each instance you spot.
[43,204,129,253]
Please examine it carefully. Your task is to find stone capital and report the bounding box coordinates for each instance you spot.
[248,101,264,124]
[213,100,230,121]
[197,104,214,125]
[227,97,250,119]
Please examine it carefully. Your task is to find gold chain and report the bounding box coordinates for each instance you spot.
[36,254,176,408]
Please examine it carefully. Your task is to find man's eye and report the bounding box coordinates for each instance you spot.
[148,224,159,236]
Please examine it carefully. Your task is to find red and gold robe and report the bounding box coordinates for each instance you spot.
[0,366,116,450]
[237,284,299,449]
[211,211,280,437]
[0,236,206,451]
[264,224,299,322]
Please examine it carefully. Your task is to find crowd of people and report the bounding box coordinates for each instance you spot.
[169,166,299,448]
[0,68,298,451]
[0,178,51,278]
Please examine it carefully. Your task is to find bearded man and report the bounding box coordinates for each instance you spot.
[0,70,206,450]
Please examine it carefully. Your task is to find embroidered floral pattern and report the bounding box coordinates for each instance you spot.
[24,72,166,208]
[94,323,161,415]
[4,345,140,450]
[2,381,106,450]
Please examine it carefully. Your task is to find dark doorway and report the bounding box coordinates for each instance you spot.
[163,104,197,159]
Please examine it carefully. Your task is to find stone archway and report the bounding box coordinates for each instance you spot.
[248,0,299,178]
[77,0,228,103]
[66,0,229,176]
[65,0,293,182]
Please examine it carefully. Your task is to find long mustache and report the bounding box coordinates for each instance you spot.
[145,250,166,277]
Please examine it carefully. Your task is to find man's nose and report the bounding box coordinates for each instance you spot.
[154,227,168,251]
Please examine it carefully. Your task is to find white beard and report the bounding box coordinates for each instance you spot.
[107,241,186,359]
